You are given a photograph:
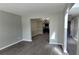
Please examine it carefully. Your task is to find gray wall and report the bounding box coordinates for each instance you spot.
[0,11,22,49]
[49,12,64,45]
[22,16,32,41]
[22,12,65,45]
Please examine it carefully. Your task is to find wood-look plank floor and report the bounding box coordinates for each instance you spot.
[67,37,77,55]
[0,34,63,55]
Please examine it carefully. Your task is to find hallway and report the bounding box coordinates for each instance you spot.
[0,34,63,55]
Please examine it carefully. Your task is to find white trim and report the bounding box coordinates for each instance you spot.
[63,50,69,55]
[22,39,32,42]
[0,40,22,51]
[0,39,32,51]
[49,42,63,45]
[49,42,69,55]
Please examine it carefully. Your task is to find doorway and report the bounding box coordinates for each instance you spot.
[67,15,77,55]
[31,18,49,42]
[43,20,49,34]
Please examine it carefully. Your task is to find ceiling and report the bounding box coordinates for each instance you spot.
[69,3,79,16]
[0,3,67,16]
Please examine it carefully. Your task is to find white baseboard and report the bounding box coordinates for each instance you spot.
[49,42,69,55]
[22,39,32,42]
[49,42,63,46]
[0,40,22,51]
[63,50,69,55]
[0,39,32,51]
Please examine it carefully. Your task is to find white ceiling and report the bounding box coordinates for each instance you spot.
[69,3,79,16]
[0,3,67,16]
